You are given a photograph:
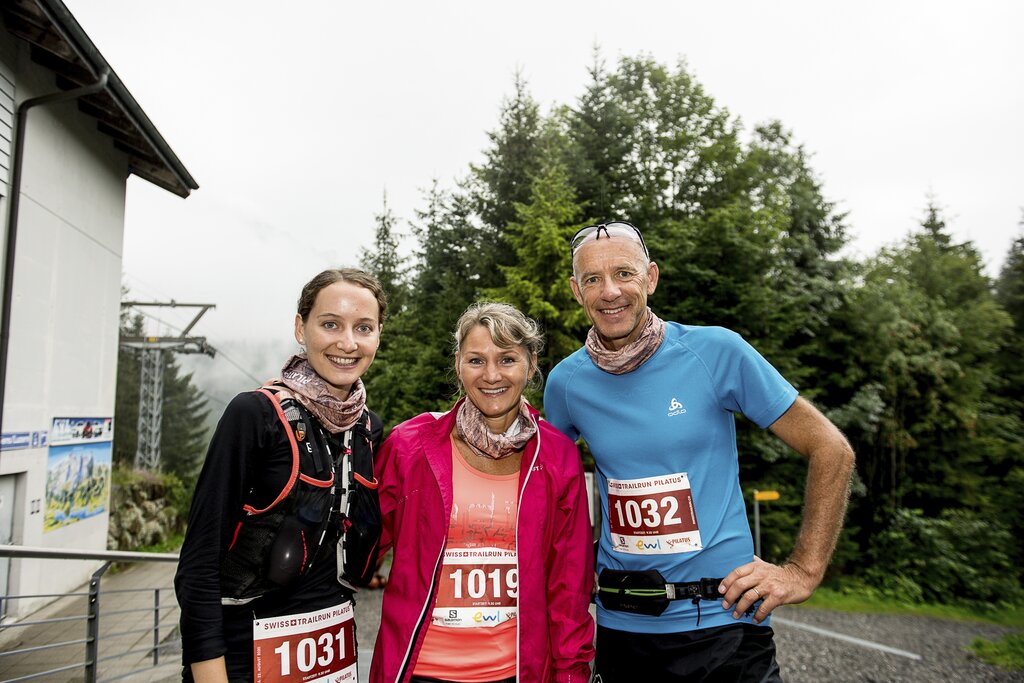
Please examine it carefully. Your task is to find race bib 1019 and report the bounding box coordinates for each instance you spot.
[430,547,518,628]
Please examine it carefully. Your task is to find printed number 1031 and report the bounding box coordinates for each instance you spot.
[273,629,345,677]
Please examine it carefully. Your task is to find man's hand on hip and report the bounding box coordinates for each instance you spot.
[718,556,818,624]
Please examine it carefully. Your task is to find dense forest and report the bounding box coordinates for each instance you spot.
[358,55,1024,606]
[115,54,1024,606]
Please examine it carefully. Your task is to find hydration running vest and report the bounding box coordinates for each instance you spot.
[219,384,382,605]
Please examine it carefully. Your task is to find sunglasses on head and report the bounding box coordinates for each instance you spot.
[570,221,649,259]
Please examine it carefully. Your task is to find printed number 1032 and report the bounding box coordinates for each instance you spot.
[612,496,684,530]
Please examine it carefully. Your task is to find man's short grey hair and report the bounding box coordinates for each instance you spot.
[571,236,651,281]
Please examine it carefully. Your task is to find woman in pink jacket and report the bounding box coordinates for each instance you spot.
[371,302,595,683]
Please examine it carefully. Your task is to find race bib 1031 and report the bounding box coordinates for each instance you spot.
[253,602,356,683]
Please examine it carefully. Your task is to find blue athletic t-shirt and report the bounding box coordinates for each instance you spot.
[544,323,797,634]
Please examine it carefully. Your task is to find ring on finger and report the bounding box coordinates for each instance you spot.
[751,586,761,599]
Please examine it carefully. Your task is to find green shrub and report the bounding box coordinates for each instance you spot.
[866,508,1023,606]
[968,633,1024,670]
[108,466,189,551]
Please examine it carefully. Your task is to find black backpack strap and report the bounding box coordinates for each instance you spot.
[243,387,302,515]
[348,411,379,489]
[337,409,382,587]
[258,384,333,481]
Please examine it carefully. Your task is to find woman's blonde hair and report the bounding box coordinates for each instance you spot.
[453,302,544,385]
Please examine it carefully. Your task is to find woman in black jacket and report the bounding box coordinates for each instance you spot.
[175,268,386,683]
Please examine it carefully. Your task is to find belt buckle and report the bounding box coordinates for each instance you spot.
[699,577,721,601]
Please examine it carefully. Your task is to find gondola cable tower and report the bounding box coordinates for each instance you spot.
[119,301,216,470]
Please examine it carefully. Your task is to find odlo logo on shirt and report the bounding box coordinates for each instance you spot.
[667,398,686,417]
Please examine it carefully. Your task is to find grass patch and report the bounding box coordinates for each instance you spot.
[968,633,1024,671]
[108,534,184,574]
[136,532,185,555]
[798,586,1024,628]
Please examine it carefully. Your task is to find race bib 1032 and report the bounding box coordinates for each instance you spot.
[607,472,702,555]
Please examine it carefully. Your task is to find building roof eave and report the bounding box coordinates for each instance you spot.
[1,0,198,198]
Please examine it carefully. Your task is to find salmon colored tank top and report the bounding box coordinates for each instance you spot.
[413,438,520,681]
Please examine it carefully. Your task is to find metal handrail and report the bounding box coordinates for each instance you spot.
[101,604,176,618]
[0,545,178,562]
[0,544,181,683]
[0,591,91,599]
[2,661,88,683]
[0,638,90,657]
[0,614,90,628]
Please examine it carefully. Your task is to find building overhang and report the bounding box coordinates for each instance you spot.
[0,0,198,197]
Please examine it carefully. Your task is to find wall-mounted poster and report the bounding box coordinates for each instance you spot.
[44,417,113,533]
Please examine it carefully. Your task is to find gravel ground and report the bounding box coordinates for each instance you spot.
[773,605,1023,682]
[357,590,1024,682]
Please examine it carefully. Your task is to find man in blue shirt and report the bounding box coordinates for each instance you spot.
[545,221,855,682]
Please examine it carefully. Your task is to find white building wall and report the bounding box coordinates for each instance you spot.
[0,38,129,616]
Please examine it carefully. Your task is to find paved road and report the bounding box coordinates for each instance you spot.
[0,560,181,682]
[773,605,1023,682]
[353,585,384,682]
[355,586,1023,682]
[5,563,1019,682]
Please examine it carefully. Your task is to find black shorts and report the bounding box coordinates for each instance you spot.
[595,623,783,683]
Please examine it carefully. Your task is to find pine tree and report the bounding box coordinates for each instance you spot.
[996,223,1024,328]
[483,156,590,388]
[472,72,544,233]
[990,226,1024,576]
[359,191,408,314]
[564,48,633,222]
[467,73,546,293]
[995,226,1024,393]
[159,355,210,485]
[112,309,143,469]
[843,201,1011,520]
[363,183,488,427]
[741,122,850,387]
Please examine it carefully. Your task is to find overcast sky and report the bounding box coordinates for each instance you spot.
[62,1,1024,403]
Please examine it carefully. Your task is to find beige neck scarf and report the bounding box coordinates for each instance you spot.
[585,308,666,375]
[273,354,366,434]
[455,397,537,460]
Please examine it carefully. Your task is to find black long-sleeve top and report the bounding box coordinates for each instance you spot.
[174,391,382,680]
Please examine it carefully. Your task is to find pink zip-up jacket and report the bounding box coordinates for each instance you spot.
[369,399,595,683]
